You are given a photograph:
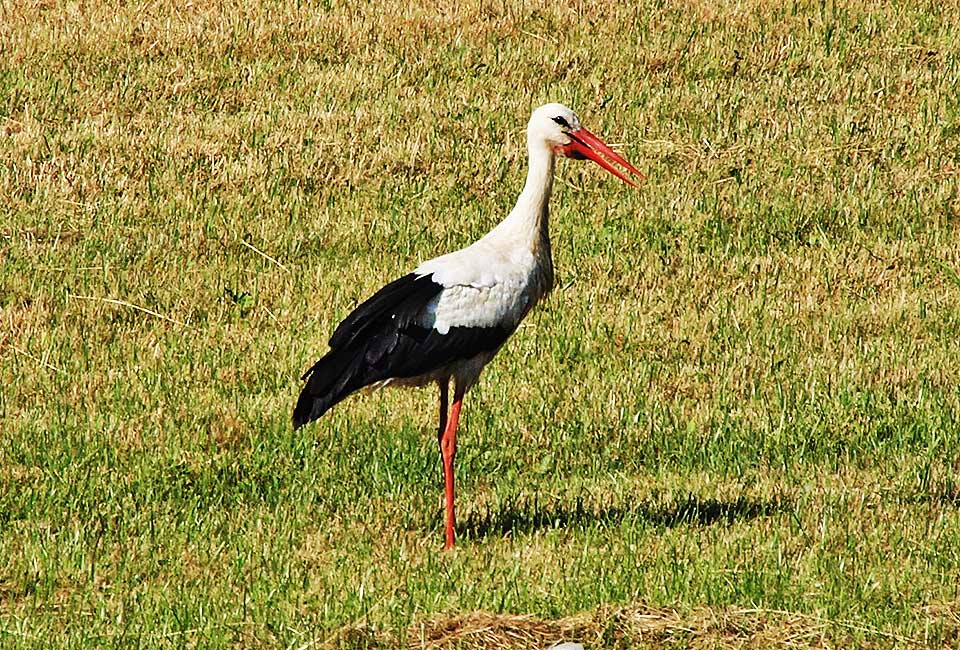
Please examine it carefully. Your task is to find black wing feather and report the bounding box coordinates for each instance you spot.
[293,273,512,429]
[328,273,441,349]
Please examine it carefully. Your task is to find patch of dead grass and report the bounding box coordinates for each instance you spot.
[408,603,932,649]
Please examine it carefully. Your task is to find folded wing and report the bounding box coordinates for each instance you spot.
[293,273,513,429]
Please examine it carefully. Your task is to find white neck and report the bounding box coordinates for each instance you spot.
[484,138,555,250]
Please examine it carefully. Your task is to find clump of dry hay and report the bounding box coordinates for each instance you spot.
[300,601,953,648]
[411,609,593,649]
[409,603,933,649]
[411,604,782,649]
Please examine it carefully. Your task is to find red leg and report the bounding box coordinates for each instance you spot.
[439,385,464,550]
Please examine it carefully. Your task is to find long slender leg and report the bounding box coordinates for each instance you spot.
[439,384,464,550]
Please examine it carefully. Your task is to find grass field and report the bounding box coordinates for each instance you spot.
[3,0,960,647]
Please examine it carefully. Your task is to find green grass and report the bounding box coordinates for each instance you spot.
[2,0,960,647]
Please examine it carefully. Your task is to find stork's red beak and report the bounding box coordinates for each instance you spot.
[560,127,644,186]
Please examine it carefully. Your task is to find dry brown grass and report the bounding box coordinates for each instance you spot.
[4,0,960,647]
[404,602,941,649]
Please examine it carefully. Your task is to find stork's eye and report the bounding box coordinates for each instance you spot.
[551,116,570,128]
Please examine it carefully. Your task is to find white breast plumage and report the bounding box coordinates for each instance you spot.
[414,239,547,334]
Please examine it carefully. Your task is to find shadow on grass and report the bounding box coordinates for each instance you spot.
[458,493,789,541]
[902,485,960,508]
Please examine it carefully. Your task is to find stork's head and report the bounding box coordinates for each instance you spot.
[528,102,644,186]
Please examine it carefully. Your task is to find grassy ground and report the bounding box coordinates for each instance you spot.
[3,0,960,647]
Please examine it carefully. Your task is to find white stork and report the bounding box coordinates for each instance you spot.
[294,103,642,549]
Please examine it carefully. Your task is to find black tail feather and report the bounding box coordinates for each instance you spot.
[294,273,444,430]
[293,346,366,429]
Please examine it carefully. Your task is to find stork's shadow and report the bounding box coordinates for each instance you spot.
[457,493,787,540]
